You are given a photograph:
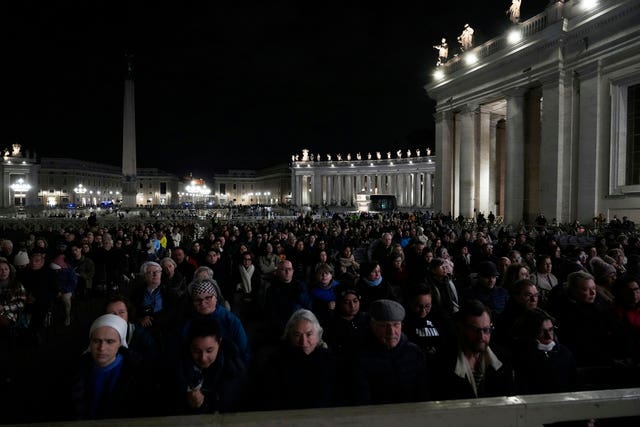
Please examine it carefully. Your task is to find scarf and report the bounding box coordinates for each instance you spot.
[238,264,255,293]
[536,340,556,352]
[364,276,383,287]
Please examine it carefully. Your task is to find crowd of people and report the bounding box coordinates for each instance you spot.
[0,210,638,422]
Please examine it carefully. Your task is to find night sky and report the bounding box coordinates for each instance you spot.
[4,1,542,179]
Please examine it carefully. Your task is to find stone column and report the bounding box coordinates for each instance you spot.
[478,105,492,214]
[540,73,571,223]
[504,89,526,224]
[434,111,454,215]
[458,104,477,218]
[425,173,433,208]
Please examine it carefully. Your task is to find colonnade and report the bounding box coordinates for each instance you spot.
[291,157,436,209]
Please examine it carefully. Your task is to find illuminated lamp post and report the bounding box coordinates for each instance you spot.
[74,184,88,206]
[10,178,31,207]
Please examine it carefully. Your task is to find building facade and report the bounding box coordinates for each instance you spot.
[0,151,181,209]
[425,0,640,224]
[212,164,291,206]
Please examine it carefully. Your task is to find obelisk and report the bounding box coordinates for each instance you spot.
[121,55,138,208]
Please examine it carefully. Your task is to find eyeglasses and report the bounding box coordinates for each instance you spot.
[414,304,432,311]
[522,292,539,299]
[465,324,494,335]
[193,295,215,304]
[146,270,162,275]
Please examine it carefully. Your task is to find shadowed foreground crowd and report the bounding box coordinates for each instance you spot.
[0,212,639,424]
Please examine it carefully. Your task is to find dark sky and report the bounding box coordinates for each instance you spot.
[4,1,541,180]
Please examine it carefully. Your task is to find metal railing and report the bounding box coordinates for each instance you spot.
[40,388,640,427]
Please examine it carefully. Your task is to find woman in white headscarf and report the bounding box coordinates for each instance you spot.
[70,314,151,420]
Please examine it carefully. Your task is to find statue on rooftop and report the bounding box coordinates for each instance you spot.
[387,151,392,159]
[367,152,372,160]
[434,38,449,66]
[458,24,474,52]
[347,153,351,161]
[357,153,362,160]
[337,153,342,161]
[507,0,522,24]
[397,150,402,159]
[376,151,382,160]
[327,154,331,161]
[416,148,421,157]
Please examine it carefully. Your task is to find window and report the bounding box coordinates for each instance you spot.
[611,78,640,194]
[627,84,640,185]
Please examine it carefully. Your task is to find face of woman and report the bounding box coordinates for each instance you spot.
[623,280,640,306]
[367,265,382,281]
[190,336,221,369]
[537,319,555,346]
[161,262,175,277]
[90,326,121,368]
[289,320,319,355]
[192,293,217,316]
[0,263,10,281]
[412,294,433,319]
[392,257,403,269]
[144,266,162,287]
[518,267,530,280]
[319,251,328,263]
[106,301,129,323]
[424,252,434,263]
[318,270,333,286]
[574,278,597,304]
[340,294,360,318]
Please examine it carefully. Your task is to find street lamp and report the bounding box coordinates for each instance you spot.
[10,178,32,207]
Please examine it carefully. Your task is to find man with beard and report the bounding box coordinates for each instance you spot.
[435,299,515,400]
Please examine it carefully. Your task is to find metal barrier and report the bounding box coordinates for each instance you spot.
[41,388,640,427]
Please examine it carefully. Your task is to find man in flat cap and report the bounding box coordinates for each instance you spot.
[349,299,432,406]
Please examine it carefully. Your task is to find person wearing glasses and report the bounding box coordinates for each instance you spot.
[511,308,577,394]
[492,279,540,349]
[403,283,456,365]
[180,278,250,364]
[263,260,312,340]
[231,251,262,319]
[130,261,180,354]
[435,299,515,400]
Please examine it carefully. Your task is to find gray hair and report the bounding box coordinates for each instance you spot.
[159,257,177,268]
[194,266,214,280]
[283,308,324,343]
[567,270,595,293]
[140,261,161,275]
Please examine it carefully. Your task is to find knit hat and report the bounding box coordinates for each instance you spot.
[477,261,499,277]
[13,251,29,267]
[590,257,617,280]
[88,314,128,349]
[370,299,405,322]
